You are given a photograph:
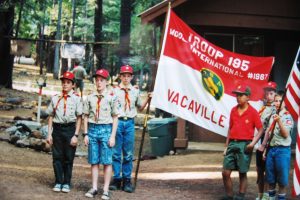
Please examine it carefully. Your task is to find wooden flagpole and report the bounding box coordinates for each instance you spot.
[133,1,172,190]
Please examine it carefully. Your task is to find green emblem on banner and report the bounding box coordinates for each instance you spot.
[201,68,224,100]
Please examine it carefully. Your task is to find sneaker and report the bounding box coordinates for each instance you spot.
[101,191,110,200]
[123,178,133,193]
[61,184,70,193]
[85,188,98,198]
[109,179,122,190]
[53,183,62,192]
[261,193,269,200]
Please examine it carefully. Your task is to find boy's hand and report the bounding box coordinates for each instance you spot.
[223,147,227,156]
[108,136,115,147]
[257,144,265,152]
[47,135,53,145]
[245,143,254,154]
[70,136,78,147]
[84,135,89,146]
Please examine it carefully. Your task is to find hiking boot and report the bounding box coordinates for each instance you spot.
[85,188,98,198]
[101,191,110,200]
[61,184,70,193]
[123,178,133,193]
[53,183,62,192]
[109,179,122,190]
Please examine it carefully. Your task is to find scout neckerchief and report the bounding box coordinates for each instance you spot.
[53,91,69,116]
[120,87,131,111]
[95,94,104,121]
[258,102,272,116]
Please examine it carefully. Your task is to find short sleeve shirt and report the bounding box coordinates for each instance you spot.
[113,83,142,118]
[83,89,119,124]
[259,104,276,130]
[47,90,82,123]
[229,104,263,140]
[268,110,294,147]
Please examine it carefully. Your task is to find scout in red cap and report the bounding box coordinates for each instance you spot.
[232,84,251,96]
[47,71,82,193]
[60,71,75,82]
[255,81,277,199]
[120,65,133,74]
[93,69,110,79]
[83,67,119,199]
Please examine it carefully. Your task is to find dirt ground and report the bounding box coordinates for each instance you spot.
[0,65,298,200]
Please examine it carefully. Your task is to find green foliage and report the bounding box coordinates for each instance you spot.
[11,0,163,79]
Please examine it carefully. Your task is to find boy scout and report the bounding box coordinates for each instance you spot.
[256,81,277,200]
[259,91,294,200]
[221,84,263,200]
[109,65,150,193]
[46,71,82,193]
[83,69,119,200]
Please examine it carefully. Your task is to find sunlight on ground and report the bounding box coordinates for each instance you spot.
[138,171,257,180]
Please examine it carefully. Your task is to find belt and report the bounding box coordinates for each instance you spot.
[119,117,133,121]
[230,139,252,142]
[53,122,76,127]
[270,145,289,148]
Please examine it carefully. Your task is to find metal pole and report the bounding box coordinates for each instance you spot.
[37,86,42,123]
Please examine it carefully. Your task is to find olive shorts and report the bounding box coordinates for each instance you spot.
[223,140,252,173]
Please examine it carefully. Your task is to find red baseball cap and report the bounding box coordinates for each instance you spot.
[232,84,251,96]
[60,71,75,82]
[120,65,133,74]
[263,81,277,91]
[93,69,109,79]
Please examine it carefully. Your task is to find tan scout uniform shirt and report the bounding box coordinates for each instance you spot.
[83,89,119,124]
[267,110,294,147]
[114,83,142,118]
[47,90,83,123]
[259,104,276,130]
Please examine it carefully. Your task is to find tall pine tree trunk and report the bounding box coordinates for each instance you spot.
[93,0,103,70]
[0,5,15,88]
[53,0,63,79]
[119,0,133,64]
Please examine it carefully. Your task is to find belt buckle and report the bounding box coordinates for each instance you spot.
[124,117,128,120]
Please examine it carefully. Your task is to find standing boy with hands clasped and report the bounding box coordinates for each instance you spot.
[46,71,82,193]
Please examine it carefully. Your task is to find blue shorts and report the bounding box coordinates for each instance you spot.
[88,123,113,165]
[265,146,291,186]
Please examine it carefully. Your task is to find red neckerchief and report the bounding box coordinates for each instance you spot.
[95,94,104,121]
[53,91,69,116]
[120,87,131,111]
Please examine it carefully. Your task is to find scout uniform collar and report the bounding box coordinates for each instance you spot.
[119,83,133,90]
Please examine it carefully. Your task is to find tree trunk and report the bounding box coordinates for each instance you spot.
[53,0,63,79]
[93,0,103,70]
[0,6,15,89]
[119,0,133,63]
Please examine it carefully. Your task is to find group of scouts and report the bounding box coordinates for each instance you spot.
[45,62,294,200]
[221,82,294,200]
[46,65,150,200]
